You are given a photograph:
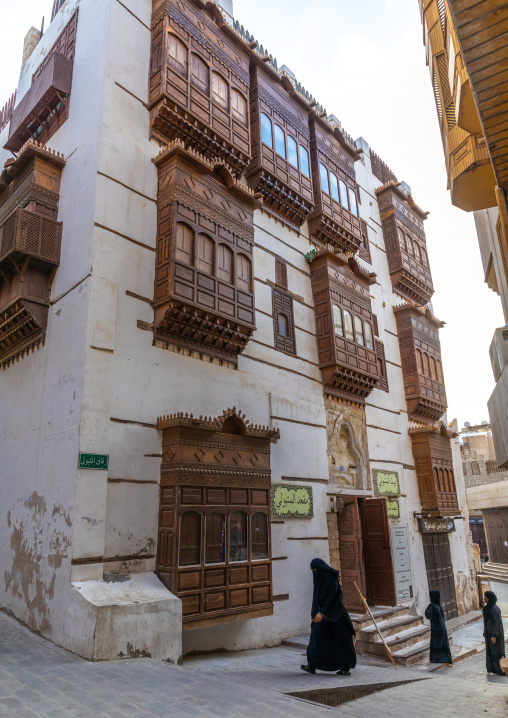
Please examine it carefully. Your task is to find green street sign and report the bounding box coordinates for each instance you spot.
[271,484,313,519]
[373,469,400,497]
[79,453,109,470]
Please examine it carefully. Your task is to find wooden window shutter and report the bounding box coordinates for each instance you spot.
[272,288,296,356]
[375,339,389,392]
[372,314,379,338]
[275,257,288,289]
[358,219,371,264]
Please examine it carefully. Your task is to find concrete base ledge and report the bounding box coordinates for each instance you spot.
[63,572,182,663]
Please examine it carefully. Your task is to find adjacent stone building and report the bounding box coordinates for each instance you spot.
[0,0,476,663]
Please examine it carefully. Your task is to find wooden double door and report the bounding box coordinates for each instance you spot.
[421,532,458,620]
[483,508,508,565]
[337,497,396,612]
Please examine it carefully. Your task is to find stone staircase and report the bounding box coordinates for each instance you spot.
[482,562,508,584]
[351,605,435,666]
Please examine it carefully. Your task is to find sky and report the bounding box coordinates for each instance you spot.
[0,0,504,428]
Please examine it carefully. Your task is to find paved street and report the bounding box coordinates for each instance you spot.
[0,581,507,718]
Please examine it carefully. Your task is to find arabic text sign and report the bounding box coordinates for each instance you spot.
[79,453,109,470]
[386,499,400,519]
[270,484,313,519]
[390,526,413,601]
[373,469,400,496]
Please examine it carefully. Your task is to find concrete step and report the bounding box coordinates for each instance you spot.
[350,605,410,629]
[392,639,431,666]
[412,644,478,672]
[359,624,431,657]
[482,563,508,583]
[359,615,424,641]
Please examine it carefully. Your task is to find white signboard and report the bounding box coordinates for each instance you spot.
[390,526,412,601]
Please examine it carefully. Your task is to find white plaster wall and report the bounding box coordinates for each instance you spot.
[0,0,113,647]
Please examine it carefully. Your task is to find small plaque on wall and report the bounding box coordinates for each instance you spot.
[271,484,313,519]
[78,453,109,470]
[373,469,400,496]
[386,499,400,519]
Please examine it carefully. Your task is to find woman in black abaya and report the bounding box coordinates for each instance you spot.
[425,590,452,665]
[301,558,356,675]
[483,590,506,676]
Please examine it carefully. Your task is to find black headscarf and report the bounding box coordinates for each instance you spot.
[429,590,441,605]
[310,558,343,621]
[483,590,497,620]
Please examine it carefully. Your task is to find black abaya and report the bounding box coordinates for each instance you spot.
[306,558,356,672]
[483,591,506,676]
[425,590,452,664]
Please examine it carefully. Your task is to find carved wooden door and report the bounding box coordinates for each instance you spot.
[421,533,458,620]
[337,498,365,612]
[360,498,396,606]
[484,508,508,564]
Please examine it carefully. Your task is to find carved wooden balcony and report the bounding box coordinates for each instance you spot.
[149,0,251,177]
[307,117,362,254]
[5,52,73,153]
[152,143,258,364]
[376,182,434,306]
[0,141,65,366]
[245,64,313,229]
[309,246,379,402]
[410,424,460,515]
[394,303,447,424]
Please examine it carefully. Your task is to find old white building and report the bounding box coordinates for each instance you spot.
[0,0,476,664]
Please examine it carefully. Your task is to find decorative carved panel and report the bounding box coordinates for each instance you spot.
[0,141,65,367]
[152,143,257,363]
[5,11,78,152]
[394,303,447,423]
[308,118,362,254]
[309,246,379,402]
[149,0,251,177]
[376,182,434,306]
[156,408,279,626]
[410,424,460,514]
[246,64,313,229]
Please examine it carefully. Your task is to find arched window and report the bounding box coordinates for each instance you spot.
[212,72,228,109]
[348,188,358,216]
[197,233,214,275]
[231,89,247,124]
[274,125,286,158]
[423,352,430,377]
[436,360,444,383]
[168,34,188,78]
[430,356,437,380]
[205,512,225,564]
[191,54,208,94]
[287,135,298,168]
[414,242,422,263]
[364,322,374,350]
[236,255,251,292]
[260,113,273,147]
[278,312,288,337]
[329,173,340,202]
[471,461,480,475]
[438,469,445,492]
[176,222,193,265]
[339,180,349,208]
[179,511,201,566]
[251,513,269,560]
[433,467,440,489]
[343,310,354,341]
[354,316,365,346]
[319,163,329,194]
[229,511,247,562]
[407,235,414,255]
[218,244,233,283]
[449,470,456,492]
[398,228,407,251]
[422,247,429,266]
[333,305,343,336]
[416,349,423,374]
[299,145,310,177]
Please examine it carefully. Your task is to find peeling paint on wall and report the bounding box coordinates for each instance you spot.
[4,492,72,633]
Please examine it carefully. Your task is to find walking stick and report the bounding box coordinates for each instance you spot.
[354,581,397,670]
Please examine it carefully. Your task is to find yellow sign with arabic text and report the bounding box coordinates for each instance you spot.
[373,469,400,497]
[271,484,313,519]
